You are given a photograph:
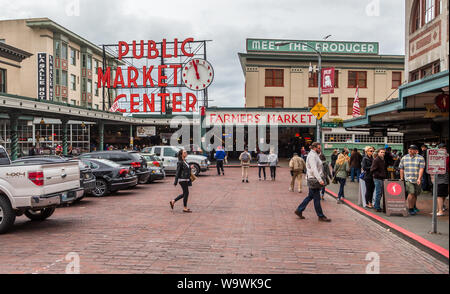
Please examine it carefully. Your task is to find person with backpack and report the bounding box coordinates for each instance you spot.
[268,149,278,181]
[239,147,251,183]
[333,154,350,204]
[289,152,306,193]
[319,153,332,200]
[257,150,268,180]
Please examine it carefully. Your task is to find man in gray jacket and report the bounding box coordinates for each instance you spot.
[294,142,331,222]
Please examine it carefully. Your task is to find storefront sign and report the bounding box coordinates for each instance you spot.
[384,180,408,217]
[205,110,316,126]
[48,55,54,101]
[321,67,335,94]
[136,126,156,137]
[99,38,212,113]
[37,53,47,100]
[424,103,449,118]
[247,39,379,55]
[427,149,448,175]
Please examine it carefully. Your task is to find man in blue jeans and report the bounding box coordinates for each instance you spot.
[349,148,362,182]
[295,142,331,222]
[370,148,386,212]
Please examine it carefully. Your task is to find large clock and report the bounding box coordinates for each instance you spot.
[182,58,214,91]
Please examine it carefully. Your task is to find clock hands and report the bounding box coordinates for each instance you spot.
[192,59,200,80]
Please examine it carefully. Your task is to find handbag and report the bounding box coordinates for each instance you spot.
[332,163,344,184]
[307,176,323,189]
[190,172,197,182]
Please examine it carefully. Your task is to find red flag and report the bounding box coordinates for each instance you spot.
[352,86,361,117]
[109,100,119,112]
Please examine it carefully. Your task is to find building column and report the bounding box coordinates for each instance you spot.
[62,119,68,155]
[99,121,104,151]
[9,113,19,161]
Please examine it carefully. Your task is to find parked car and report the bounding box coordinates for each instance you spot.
[80,151,150,185]
[0,146,83,234]
[12,155,95,202]
[80,158,138,197]
[140,153,165,183]
[145,146,210,176]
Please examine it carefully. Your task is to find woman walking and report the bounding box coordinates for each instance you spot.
[362,146,375,209]
[334,154,350,204]
[170,149,193,213]
[268,150,278,181]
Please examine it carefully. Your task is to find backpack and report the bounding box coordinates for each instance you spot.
[241,152,250,163]
[291,157,302,171]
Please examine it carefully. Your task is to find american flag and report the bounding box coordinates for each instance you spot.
[109,100,119,112]
[352,86,361,117]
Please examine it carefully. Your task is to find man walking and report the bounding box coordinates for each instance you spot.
[350,148,363,182]
[214,146,226,176]
[294,142,331,222]
[371,148,386,212]
[399,145,425,215]
[289,153,306,193]
[239,147,251,183]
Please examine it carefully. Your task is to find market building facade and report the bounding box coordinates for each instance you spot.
[239,39,406,157]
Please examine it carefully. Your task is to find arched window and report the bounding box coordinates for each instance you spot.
[411,0,421,33]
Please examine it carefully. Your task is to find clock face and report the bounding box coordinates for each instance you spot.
[182,58,214,91]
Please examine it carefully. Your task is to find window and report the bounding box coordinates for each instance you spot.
[61,71,68,87]
[70,74,76,90]
[95,82,99,96]
[388,136,404,144]
[153,147,161,156]
[421,65,433,78]
[433,61,440,74]
[392,72,402,88]
[411,0,421,33]
[354,134,385,143]
[82,79,86,92]
[87,56,92,70]
[0,68,5,93]
[324,134,352,143]
[331,97,338,115]
[309,72,318,87]
[334,70,339,88]
[265,69,284,87]
[95,104,99,110]
[55,69,60,85]
[71,99,76,105]
[348,71,367,88]
[82,54,86,67]
[55,40,60,57]
[61,43,68,60]
[70,48,76,65]
[95,60,99,72]
[87,80,92,93]
[348,97,367,115]
[410,70,420,82]
[308,97,318,108]
[425,0,436,24]
[265,96,284,108]
[164,147,178,157]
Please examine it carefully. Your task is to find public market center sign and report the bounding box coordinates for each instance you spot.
[247,39,379,55]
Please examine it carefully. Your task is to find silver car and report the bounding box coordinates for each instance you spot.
[146,146,210,176]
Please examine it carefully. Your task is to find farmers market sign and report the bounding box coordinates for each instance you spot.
[247,39,379,55]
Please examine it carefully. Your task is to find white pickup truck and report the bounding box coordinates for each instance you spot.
[0,145,84,234]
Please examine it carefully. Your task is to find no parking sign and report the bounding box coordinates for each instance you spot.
[383,180,408,216]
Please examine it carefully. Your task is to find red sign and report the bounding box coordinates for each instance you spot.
[321,67,335,94]
[387,182,402,196]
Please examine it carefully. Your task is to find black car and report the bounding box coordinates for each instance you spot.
[80,158,138,197]
[12,155,96,202]
[80,151,150,185]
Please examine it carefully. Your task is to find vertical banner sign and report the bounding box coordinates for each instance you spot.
[321,67,335,94]
[48,55,54,101]
[37,53,47,100]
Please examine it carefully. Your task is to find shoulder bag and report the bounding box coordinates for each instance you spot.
[332,163,344,184]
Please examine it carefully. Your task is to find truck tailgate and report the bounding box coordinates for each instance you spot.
[43,162,80,195]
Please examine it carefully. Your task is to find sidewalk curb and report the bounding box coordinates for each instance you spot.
[325,188,449,264]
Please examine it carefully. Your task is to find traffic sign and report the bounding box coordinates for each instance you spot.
[310,102,328,120]
[427,149,448,174]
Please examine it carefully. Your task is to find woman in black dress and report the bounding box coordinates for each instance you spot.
[170,149,193,213]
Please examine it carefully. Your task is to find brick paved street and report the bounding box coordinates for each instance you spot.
[0,167,448,274]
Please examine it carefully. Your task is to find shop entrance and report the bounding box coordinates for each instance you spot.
[277,127,315,158]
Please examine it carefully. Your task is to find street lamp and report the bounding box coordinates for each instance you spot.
[275,35,331,144]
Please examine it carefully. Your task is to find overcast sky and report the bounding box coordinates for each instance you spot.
[1,0,405,108]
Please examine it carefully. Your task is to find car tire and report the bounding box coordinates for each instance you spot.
[24,207,55,221]
[0,196,16,234]
[92,179,109,197]
[189,163,200,176]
